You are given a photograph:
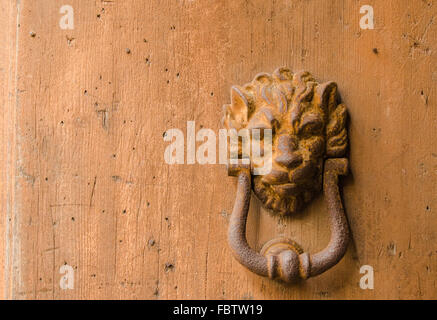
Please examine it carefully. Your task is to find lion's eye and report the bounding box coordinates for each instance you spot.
[298,113,323,136]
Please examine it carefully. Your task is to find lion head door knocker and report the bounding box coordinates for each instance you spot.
[222,67,349,283]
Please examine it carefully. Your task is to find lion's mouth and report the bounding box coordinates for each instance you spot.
[271,183,299,196]
[259,167,302,197]
[260,160,319,184]
[258,161,321,199]
[260,169,289,185]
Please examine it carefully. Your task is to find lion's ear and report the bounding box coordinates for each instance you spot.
[229,86,250,127]
[326,103,348,157]
[315,81,338,115]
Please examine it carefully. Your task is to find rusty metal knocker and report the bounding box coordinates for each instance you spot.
[222,67,350,283]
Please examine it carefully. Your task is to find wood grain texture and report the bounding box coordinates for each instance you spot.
[1,0,19,300]
[1,0,436,299]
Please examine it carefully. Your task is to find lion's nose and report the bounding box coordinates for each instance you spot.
[275,135,303,169]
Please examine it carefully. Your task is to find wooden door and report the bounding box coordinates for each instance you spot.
[1,0,436,299]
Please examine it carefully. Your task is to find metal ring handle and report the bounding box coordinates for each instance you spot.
[227,158,350,283]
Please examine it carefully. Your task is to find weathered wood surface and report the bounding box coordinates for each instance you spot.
[1,0,436,299]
